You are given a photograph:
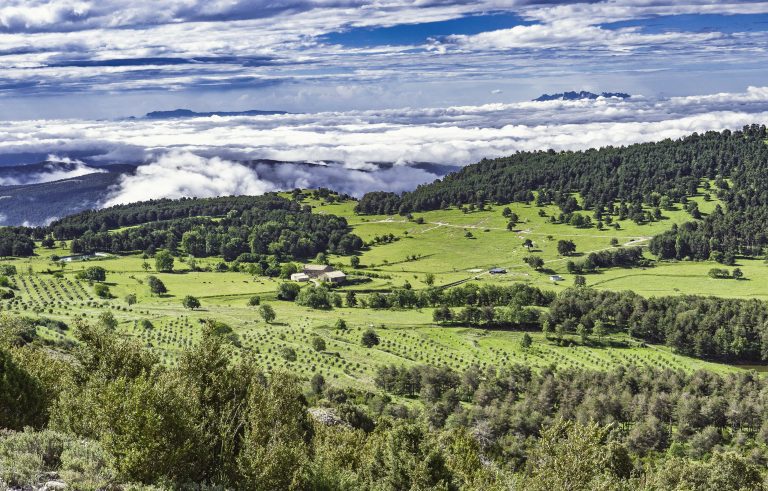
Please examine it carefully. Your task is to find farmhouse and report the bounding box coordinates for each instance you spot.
[290,272,310,282]
[303,264,334,278]
[321,270,347,284]
[550,275,564,282]
[489,267,507,274]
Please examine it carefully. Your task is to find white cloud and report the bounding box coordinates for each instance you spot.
[102,151,275,206]
[0,156,105,185]
[2,85,768,208]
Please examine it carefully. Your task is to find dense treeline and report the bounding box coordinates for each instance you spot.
[45,194,301,239]
[2,315,767,490]
[566,247,646,274]
[0,228,35,257]
[357,125,768,260]
[546,287,768,361]
[59,195,363,259]
[375,362,768,473]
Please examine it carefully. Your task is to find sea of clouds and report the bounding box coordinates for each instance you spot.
[2,86,768,205]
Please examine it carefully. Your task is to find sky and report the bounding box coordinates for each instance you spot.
[1,1,768,209]
[0,0,767,119]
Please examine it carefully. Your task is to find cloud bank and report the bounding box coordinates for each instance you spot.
[1,85,768,205]
[0,156,105,186]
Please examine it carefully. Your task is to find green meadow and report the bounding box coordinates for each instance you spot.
[0,186,761,390]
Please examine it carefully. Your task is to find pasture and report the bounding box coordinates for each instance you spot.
[0,185,756,389]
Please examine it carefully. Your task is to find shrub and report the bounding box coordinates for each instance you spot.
[361,329,380,348]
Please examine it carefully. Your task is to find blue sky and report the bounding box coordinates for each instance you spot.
[0,1,767,119]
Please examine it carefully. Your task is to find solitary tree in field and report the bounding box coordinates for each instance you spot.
[525,256,545,271]
[259,304,276,323]
[361,328,380,348]
[424,273,435,287]
[248,295,261,307]
[733,268,744,280]
[125,293,137,306]
[147,275,167,296]
[523,238,534,251]
[350,256,360,269]
[311,336,326,352]
[142,261,151,272]
[520,332,533,350]
[155,250,174,273]
[557,240,577,256]
[574,275,587,287]
[183,295,201,310]
[541,319,551,338]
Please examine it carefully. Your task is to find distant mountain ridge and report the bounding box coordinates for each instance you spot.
[533,91,630,102]
[144,108,288,119]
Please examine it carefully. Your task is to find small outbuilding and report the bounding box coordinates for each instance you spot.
[550,274,564,282]
[489,267,507,274]
[321,271,347,284]
[290,272,310,282]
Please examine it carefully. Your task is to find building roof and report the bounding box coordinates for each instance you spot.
[304,264,333,271]
[489,267,507,273]
[323,271,347,279]
[291,272,310,279]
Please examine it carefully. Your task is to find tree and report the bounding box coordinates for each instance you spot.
[78,265,107,282]
[142,261,151,272]
[311,336,326,352]
[98,311,118,330]
[733,267,744,280]
[310,373,325,395]
[350,256,360,269]
[523,238,534,251]
[541,319,551,337]
[94,283,111,298]
[361,328,380,348]
[125,293,137,305]
[147,275,168,296]
[183,295,201,310]
[577,323,589,344]
[248,295,261,306]
[259,304,276,323]
[424,273,435,286]
[279,262,298,279]
[345,291,357,307]
[525,256,544,270]
[277,282,301,301]
[557,239,577,256]
[520,332,532,349]
[41,236,55,248]
[334,318,347,331]
[574,275,587,287]
[155,250,174,272]
[593,320,606,340]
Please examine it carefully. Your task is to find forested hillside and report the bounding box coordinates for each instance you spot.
[6,194,363,260]
[357,125,768,260]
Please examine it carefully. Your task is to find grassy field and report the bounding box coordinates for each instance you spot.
[0,186,761,390]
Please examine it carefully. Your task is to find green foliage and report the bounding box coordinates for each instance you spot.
[361,329,380,348]
[146,275,167,295]
[154,250,174,272]
[182,295,201,310]
[311,336,326,352]
[77,266,107,282]
[93,283,111,298]
[248,295,261,306]
[0,348,47,430]
[277,282,302,301]
[258,304,276,323]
